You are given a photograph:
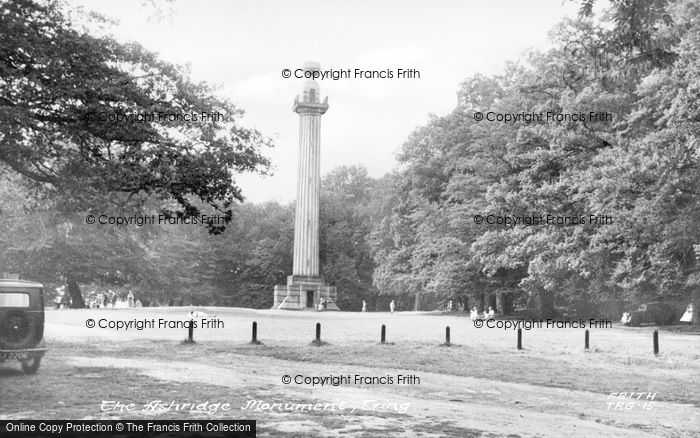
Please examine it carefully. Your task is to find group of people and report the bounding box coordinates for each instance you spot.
[54,288,142,309]
[358,299,495,316]
[92,290,141,309]
[470,306,496,320]
[360,299,396,313]
[317,297,329,311]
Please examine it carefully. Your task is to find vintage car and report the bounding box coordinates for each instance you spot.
[621,302,675,327]
[0,279,48,373]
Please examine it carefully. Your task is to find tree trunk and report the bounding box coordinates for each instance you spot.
[414,291,421,311]
[538,289,556,319]
[66,277,86,309]
[503,293,514,315]
[692,289,700,326]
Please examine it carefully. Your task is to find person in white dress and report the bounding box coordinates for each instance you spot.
[680,304,693,323]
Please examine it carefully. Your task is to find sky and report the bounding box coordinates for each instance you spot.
[71,0,581,203]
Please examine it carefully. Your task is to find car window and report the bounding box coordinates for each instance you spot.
[0,292,30,307]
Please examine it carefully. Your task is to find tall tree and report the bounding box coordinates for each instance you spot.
[0,0,270,234]
[320,165,380,310]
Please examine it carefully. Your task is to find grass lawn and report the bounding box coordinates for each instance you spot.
[1,307,698,437]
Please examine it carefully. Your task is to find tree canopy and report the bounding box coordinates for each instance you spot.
[0,0,270,233]
[370,0,700,320]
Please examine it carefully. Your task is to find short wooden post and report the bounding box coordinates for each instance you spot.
[250,321,262,345]
[381,324,386,344]
[187,319,194,343]
[585,329,589,350]
[440,326,452,347]
[310,322,325,346]
[653,330,659,355]
[517,328,522,350]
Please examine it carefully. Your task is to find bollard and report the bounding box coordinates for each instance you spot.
[187,319,194,343]
[585,329,589,350]
[440,325,452,347]
[310,322,325,346]
[517,328,522,350]
[381,324,386,344]
[250,321,262,345]
[653,330,659,355]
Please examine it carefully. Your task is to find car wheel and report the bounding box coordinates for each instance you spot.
[0,310,41,349]
[20,357,41,374]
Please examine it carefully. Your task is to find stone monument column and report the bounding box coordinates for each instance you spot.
[273,62,339,310]
[291,63,327,279]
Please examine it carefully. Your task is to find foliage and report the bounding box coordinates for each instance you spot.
[0,0,271,233]
[371,0,700,319]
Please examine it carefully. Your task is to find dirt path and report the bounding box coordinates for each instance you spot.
[65,353,699,438]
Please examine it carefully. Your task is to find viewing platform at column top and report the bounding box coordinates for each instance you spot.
[294,61,328,114]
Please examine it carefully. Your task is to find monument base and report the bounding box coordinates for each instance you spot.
[273,276,340,310]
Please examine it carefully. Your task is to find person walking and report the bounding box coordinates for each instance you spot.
[362,300,367,312]
[390,300,395,314]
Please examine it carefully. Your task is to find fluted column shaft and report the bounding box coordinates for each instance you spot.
[292,113,322,276]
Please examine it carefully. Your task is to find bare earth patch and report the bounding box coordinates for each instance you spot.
[58,351,697,437]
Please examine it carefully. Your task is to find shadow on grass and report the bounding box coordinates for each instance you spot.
[40,337,700,408]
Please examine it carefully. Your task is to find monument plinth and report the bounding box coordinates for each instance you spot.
[273,62,339,310]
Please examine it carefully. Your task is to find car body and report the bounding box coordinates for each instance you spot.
[622,302,675,327]
[0,279,48,373]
